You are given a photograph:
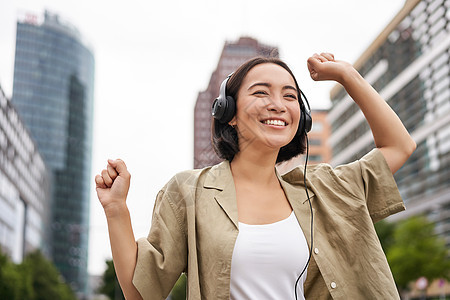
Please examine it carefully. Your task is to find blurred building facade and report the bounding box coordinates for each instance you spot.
[11,11,95,296]
[307,110,332,163]
[0,83,50,263]
[328,0,450,247]
[277,109,332,174]
[194,37,278,168]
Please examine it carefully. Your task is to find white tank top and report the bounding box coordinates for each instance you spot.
[230,211,309,300]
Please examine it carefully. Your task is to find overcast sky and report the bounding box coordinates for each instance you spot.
[0,0,405,275]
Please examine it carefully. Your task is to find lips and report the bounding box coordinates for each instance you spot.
[261,119,287,126]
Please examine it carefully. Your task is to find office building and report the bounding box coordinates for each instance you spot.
[307,109,332,164]
[328,0,450,246]
[277,109,332,174]
[0,83,50,263]
[194,38,331,172]
[12,11,95,295]
[194,37,278,168]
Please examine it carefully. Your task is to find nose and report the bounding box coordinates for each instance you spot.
[266,95,286,113]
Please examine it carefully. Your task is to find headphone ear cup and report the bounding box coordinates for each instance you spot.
[296,106,312,136]
[212,74,235,124]
[297,91,312,136]
[297,110,312,136]
[304,110,312,133]
[212,97,225,121]
[211,96,236,124]
[222,96,236,124]
[297,110,305,136]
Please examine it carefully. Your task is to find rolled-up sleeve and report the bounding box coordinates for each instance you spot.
[132,188,187,299]
[331,148,405,223]
[332,148,405,223]
[359,148,405,222]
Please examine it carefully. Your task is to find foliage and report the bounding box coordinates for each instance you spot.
[380,216,450,290]
[0,250,32,300]
[0,249,76,300]
[98,259,125,300]
[99,259,187,300]
[22,250,77,300]
[374,220,397,253]
[170,273,187,300]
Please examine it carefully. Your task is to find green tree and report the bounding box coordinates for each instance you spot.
[22,250,77,300]
[99,259,187,300]
[170,273,187,300]
[15,259,35,299]
[98,260,125,300]
[0,249,75,300]
[386,215,450,290]
[0,250,26,300]
[374,219,397,253]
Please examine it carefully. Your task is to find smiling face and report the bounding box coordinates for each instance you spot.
[231,63,301,153]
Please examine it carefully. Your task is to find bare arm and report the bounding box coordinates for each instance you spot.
[95,160,143,300]
[308,53,416,173]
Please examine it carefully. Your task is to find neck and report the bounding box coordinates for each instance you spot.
[230,146,279,185]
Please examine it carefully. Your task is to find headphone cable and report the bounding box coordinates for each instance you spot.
[294,135,314,300]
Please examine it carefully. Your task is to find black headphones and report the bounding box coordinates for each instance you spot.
[212,74,312,136]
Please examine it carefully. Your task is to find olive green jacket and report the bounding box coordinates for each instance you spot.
[133,149,404,299]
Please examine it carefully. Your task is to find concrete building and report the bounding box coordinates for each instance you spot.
[307,110,332,164]
[11,11,95,296]
[0,83,50,263]
[328,0,450,247]
[277,109,332,174]
[194,37,278,168]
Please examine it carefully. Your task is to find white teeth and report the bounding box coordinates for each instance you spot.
[263,119,286,126]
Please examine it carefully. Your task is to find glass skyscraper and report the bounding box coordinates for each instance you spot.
[12,11,95,296]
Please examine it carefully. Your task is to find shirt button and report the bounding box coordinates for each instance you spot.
[314,248,319,254]
[331,282,337,289]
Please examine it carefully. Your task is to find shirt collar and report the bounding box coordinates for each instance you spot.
[203,160,315,230]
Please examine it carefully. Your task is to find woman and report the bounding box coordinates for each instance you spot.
[95,53,416,299]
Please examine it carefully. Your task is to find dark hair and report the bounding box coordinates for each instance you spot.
[212,57,307,163]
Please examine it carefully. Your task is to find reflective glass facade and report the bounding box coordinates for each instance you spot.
[329,0,450,246]
[0,84,50,263]
[12,11,95,295]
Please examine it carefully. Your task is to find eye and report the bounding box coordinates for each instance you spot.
[285,93,298,100]
[252,90,268,96]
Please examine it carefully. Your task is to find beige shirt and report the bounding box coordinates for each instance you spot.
[133,149,404,299]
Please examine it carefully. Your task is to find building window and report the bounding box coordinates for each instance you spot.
[309,155,322,162]
[309,138,322,146]
[311,121,323,132]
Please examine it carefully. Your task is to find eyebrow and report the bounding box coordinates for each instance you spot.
[248,82,298,92]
